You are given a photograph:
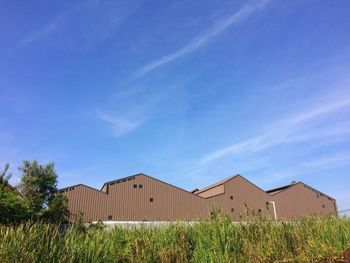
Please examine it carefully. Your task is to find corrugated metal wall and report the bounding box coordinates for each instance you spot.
[271,183,337,219]
[60,174,337,222]
[105,175,209,221]
[61,185,107,221]
[205,176,274,220]
[61,175,211,222]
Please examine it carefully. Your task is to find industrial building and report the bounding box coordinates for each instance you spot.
[59,173,337,222]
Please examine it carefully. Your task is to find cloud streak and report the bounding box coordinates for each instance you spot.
[135,0,272,77]
[199,95,350,168]
[16,19,61,48]
[302,154,350,168]
[261,152,350,184]
[95,86,176,137]
[16,1,142,50]
[95,110,147,137]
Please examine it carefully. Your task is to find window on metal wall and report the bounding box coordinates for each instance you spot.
[230,196,233,200]
[139,184,143,188]
[231,208,235,212]
[108,215,112,220]
[150,198,153,202]
[133,184,137,188]
[258,209,262,213]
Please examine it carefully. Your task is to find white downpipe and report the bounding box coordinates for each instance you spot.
[270,201,277,221]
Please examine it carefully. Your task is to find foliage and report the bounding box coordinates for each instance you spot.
[0,216,349,263]
[0,187,29,225]
[43,194,70,223]
[0,163,29,224]
[0,161,69,224]
[0,163,12,186]
[18,160,58,216]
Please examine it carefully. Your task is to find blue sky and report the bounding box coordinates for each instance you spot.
[1,0,350,210]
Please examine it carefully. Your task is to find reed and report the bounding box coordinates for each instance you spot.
[0,216,349,263]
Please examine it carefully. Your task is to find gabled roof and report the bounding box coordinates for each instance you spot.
[1,182,21,195]
[60,173,207,199]
[100,173,143,191]
[266,182,298,195]
[267,181,335,201]
[6,182,15,191]
[58,183,107,194]
[191,188,199,193]
[194,175,239,194]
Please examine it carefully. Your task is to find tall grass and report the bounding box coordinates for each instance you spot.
[0,216,349,263]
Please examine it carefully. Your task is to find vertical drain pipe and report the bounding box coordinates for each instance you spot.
[270,201,277,221]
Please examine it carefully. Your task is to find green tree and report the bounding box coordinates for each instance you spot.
[0,163,12,186]
[18,160,69,222]
[43,194,70,223]
[0,164,29,224]
[0,188,29,224]
[18,161,58,215]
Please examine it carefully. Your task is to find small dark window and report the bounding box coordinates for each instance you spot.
[316,194,320,198]
[133,184,137,188]
[258,209,262,213]
[231,208,235,212]
[150,198,153,202]
[128,178,132,181]
[139,184,143,188]
[108,215,112,220]
[230,196,233,200]
[322,204,325,208]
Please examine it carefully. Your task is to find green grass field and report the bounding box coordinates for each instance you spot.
[0,216,349,263]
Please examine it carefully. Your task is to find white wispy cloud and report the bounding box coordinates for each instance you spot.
[198,95,350,168]
[95,110,147,137]
[16,1,142,50]
[16,18,61,48]
[135,0,272,77]
[302,154,350,168]
[95,86,176,137]
[260,152,350,185]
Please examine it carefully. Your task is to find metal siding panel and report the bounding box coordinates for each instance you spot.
[271,183,337,219]
[61,174,336,222]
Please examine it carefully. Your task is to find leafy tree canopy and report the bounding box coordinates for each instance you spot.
[0,163,29,224]
[18,160,58,216]
[0,161,69,224]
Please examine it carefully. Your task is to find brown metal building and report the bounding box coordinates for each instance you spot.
[266,182,337,219]
[59,173,337,222]
[193,175,275,220]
